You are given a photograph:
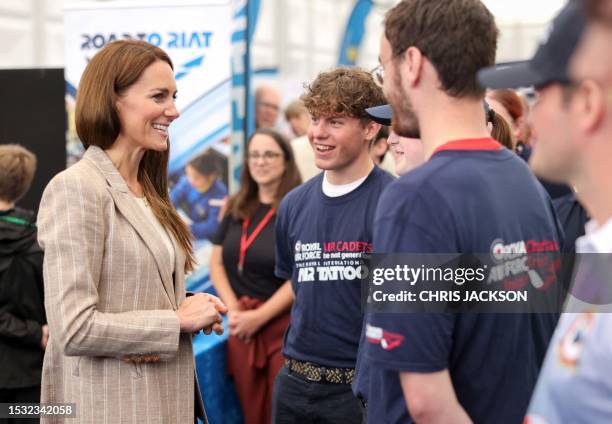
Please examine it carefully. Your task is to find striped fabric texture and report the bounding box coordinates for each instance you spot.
[37,146,206,423]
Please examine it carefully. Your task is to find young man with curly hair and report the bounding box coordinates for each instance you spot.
[272,67,393,423]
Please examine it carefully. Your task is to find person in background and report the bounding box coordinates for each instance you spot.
[210,128,301,424]
[488,87,572,198]
[0,144,46,422]
[364,105,422,177]
[486,88,526,149]
[369,125,396,175]
[284,100,311,138]
[255,85,281,129]
[366,102,512,170]
[170,149,228,241]
[485,100,515,149]
[37,40,226,424]
[285,99,320,181]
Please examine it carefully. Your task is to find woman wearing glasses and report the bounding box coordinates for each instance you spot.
[210,128,301,424]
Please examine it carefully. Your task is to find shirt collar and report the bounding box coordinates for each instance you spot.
[432,138,503,156]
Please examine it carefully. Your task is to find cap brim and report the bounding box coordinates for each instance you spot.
[365,104,392,126]
[478,61,549,89]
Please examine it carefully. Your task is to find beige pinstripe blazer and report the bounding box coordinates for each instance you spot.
[37,146,206,424]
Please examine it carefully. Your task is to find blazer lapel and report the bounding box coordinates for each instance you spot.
[84,146,178,309]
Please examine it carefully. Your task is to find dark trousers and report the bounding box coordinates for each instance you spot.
[0,386,40,424]
[272,366,363,424]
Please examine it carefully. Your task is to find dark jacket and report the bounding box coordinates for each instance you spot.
[0,207,45,388]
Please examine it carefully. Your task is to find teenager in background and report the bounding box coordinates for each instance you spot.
[0,144,46,423]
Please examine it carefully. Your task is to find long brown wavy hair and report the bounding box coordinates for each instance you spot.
[75,40,195,271]
[227,129,302,221]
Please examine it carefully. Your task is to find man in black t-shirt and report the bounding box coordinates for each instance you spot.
[272,68,393,423]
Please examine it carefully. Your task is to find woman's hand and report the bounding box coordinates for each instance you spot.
[228,309,266,342]
[176,293,227,334]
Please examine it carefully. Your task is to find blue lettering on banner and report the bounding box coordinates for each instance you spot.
[147,32,162,46]
[167,32,213,48]
[80,31,215,51]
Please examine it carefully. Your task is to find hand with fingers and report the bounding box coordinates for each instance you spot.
[228,308,265,343]
[176,293,228,335]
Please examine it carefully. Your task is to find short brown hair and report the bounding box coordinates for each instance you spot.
[301,68,386,121]
[76,40,195,270]
[385,0,498,98]
[284,100,309,120]
[0,144,37,203]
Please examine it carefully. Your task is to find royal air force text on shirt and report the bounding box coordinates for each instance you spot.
[488,238,559,289]
[294,240,372,282]
[80,32,214,51]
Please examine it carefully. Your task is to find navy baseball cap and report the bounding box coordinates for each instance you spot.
[365,104,392,126]
[478,0,586,89]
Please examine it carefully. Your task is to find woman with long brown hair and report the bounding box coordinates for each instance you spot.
[210,128,301,424]
[37,40,224,423]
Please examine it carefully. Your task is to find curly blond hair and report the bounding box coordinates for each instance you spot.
[301,67,385,121]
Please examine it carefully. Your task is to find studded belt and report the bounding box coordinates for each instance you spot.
[285,358,355,385]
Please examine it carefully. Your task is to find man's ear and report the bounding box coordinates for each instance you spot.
[578,79,606,135]
[401,46,424,88]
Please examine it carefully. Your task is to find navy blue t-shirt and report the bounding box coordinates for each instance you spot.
[275,166,394,368]
[362,139,562,423]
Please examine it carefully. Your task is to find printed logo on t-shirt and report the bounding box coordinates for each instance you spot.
[488,238,559,290]
[366,324,405,351]
[558,312,595,368]
[294,239,372,283]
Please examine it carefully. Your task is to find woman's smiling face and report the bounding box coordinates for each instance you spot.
[114,60,179,152]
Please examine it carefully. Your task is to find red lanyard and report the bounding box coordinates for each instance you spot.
[238,207,276,274]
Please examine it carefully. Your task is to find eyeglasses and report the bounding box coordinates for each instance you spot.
[371,53,404,86]
[247,151,283,162]
[257,101,280,112]
[371,64,384,86]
